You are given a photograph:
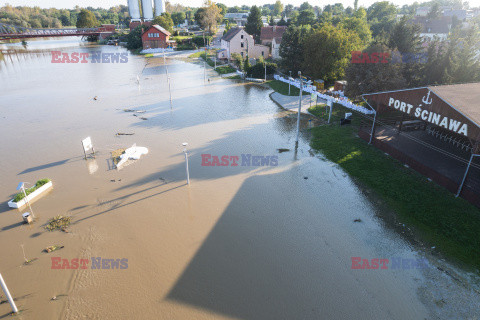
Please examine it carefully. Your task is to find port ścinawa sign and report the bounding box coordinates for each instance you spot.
[364,87,480,141]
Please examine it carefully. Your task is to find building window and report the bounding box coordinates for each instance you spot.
[241,52,244,57]
[241,35,244,39]
[262,51,264,56]
[241,43,244,48]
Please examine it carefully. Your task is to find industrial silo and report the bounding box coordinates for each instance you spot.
[128,0,141,21]
[141,0,154,21]
[154,0,165,17]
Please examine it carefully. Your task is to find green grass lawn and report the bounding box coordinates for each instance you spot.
[266,80,313,96]
[308,104,480,271]
[189,51,237,75]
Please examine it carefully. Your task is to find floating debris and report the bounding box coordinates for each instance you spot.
[43,245,64,253]
[116,133,135,136]
[24,258,38,265]
[354,219,362,223]
[303,177,308,180]
[51,294,67,301]
[140,117,148,121]
[277,148,290,153]
[111,148,126,166]
[45,215,71,232]
[93,96,98,100]
[123,109,146,113]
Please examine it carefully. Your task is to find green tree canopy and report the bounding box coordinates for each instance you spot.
[301,23,363,82]
[152,12,174,32]
[76,9,98,28]
[296,9,316,26]
[345,43,407,97]
[279,24,313,74]
[273,1,284,16]
[245,5,263,41]
[171,12,186,26]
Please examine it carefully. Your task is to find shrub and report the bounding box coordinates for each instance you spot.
[13,178,51,202]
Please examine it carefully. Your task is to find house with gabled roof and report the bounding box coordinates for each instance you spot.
[219,27,270,61]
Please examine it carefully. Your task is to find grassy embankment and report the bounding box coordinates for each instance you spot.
[306,103,480,271]
[189,51,236,75]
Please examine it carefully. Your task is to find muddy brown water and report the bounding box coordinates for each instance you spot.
[0,38,479,319]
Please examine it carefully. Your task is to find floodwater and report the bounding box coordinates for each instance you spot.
[0,38,479,319]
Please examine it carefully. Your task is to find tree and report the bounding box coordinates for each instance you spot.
[299,2,313,11]
[245,6,263,41]
[194,1,222,34]
[340,16,372,46]
[302,23,363,82]
[345,43,407,97]
[367,1,397,39]
[284,4,294,17]
[273,1,284,16]
[427,3,442,20]
[171,12,186,26]
[76,9,98,28]
[388,16,421,54]
[296,10,316,26]
[152,12,174,33]
[279,24,313,74]
[277,16,288,26]
[216,3,227,16]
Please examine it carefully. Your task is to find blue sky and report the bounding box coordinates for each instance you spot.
[0,0,455,10]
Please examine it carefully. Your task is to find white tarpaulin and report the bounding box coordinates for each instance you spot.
[273,74,374,115]
[116,144,149,169]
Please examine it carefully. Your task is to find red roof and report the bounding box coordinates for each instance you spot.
[260,26,286,42]
[144,24,171,37]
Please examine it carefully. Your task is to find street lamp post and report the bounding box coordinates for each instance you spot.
[295,71,303,148]
[288,71,292,96]
[182,143,190,185]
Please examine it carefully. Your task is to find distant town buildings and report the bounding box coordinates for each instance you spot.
[260,26,286,60]
[411,16,452,41]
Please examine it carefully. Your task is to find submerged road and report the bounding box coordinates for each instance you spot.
[0,40,479,319]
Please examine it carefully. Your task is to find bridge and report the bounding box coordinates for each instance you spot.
[0,23,115,40]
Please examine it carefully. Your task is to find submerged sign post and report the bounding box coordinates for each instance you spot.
[82,137,95,160]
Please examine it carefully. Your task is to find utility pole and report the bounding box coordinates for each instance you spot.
[295,71,303,148]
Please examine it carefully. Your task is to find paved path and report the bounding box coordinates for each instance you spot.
[270,92,326,115]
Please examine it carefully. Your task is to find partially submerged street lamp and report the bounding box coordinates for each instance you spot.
[182,142,190,185]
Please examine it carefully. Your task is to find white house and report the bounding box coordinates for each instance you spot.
[271,37,282,60]
[219,27,270,61]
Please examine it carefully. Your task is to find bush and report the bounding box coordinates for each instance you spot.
[246,61,277,78]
